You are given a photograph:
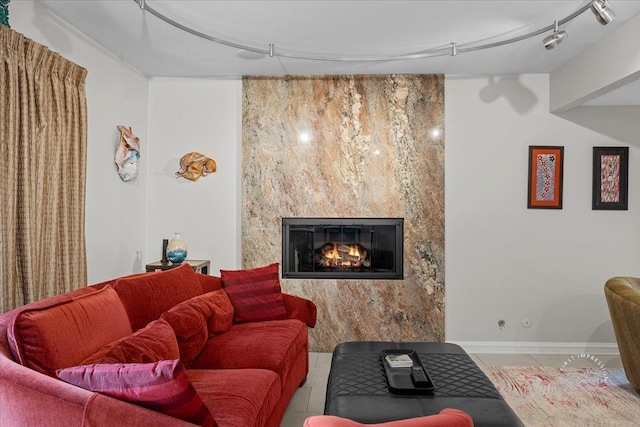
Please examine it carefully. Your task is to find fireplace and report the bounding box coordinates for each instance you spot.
[282,218,404,279]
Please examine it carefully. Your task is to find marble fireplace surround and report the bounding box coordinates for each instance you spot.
[242,75,444,352]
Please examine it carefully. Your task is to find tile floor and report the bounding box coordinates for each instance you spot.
[280,352,624,427]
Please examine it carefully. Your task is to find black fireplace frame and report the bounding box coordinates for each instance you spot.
[281,217,404,280]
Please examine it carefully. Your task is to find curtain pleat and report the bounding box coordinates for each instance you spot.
[0,25,88,312]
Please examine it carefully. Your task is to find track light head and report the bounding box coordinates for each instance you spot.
[591,0,616,25]
[543,20,568,50]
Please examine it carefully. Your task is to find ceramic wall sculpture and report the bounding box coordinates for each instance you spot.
[115,125,140,182]
[175,151,216,181]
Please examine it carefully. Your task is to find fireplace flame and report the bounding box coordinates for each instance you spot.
[326,243,340,261]
[317,242,370,269]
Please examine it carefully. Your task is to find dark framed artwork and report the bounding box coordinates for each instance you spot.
[592,146,628,210]
[528,146,564,209]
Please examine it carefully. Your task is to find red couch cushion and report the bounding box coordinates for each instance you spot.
[188,368,281,427]
[221,263,287,323]
[160,290,235,366]
[114,264,203,331]
[161,299,208,367]
[57,359,216,427]
[190,319,307,384]
[204,289,234,334]
[81,318,179,365]
[176,290,234,335]
[8,286,133,377]
[197,274,223,293]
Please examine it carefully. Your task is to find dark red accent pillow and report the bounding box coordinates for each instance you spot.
[57,359,215,427]
[221,263,288,323]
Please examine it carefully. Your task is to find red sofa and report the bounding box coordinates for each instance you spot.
[0,264,317,427]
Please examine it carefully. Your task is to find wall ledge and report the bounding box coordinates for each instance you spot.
[450,341,619,355]
[550,15,640,113]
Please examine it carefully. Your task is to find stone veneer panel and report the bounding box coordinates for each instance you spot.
[242,75,444,352]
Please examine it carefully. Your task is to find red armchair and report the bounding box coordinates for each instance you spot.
[304,409,474,427]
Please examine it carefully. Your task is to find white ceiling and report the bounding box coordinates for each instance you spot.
[38,0,640,104]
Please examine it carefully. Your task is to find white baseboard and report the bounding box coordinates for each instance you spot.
[448,341,620,355]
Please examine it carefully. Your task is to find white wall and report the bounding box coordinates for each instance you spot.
[12,1,637,350]
[445,74,640,353]
[146,78,242,275]
[11,1,149,283]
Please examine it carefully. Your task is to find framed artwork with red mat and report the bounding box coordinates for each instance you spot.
[527,146,564,209]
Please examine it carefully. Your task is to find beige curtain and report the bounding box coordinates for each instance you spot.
[0,25,88,313]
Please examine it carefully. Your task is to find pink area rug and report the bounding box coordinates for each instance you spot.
[480,366,640,426]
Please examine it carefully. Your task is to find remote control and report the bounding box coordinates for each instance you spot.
[411,366,429,387]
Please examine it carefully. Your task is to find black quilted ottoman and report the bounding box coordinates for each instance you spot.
[324,341,523,426]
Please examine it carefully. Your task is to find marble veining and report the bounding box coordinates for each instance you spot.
[242,75,444,352]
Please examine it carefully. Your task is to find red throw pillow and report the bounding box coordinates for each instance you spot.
[57,359,215,427]
[81,318,180,365]
[221,263,288,323]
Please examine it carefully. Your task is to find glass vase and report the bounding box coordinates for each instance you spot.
[166,232,188,264]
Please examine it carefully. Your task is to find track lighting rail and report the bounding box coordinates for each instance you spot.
[133,0,615,61]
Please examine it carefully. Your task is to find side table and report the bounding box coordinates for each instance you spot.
[145,260,210,275]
